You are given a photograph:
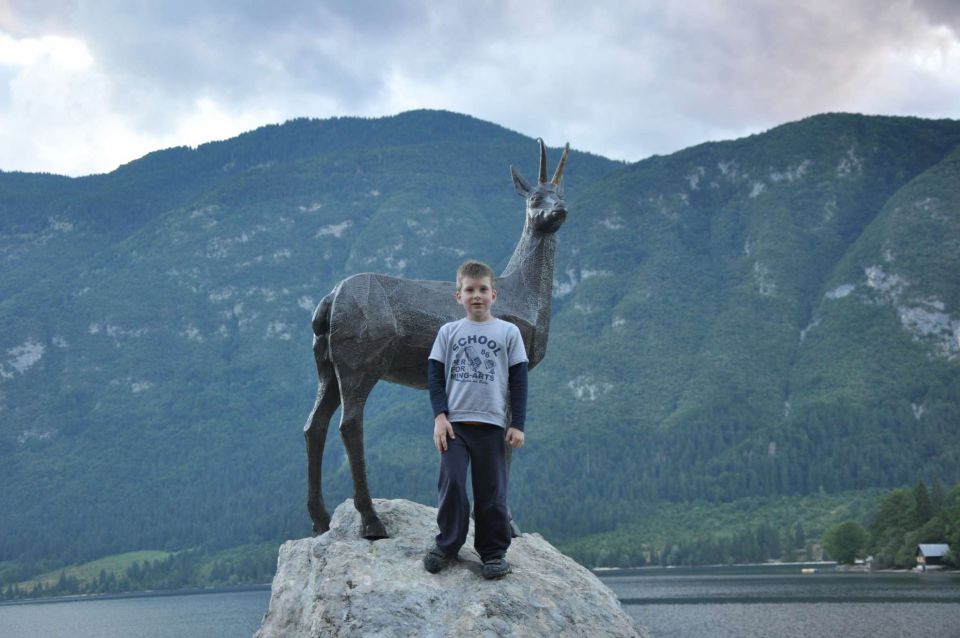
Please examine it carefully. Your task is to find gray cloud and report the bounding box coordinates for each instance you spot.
[914,0,960,30]
[1,0,958,174]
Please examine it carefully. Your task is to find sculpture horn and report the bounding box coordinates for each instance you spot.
[538,138,547,184]
[551,143,570,185]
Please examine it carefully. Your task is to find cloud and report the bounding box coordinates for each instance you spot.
[1,0,958,176]
[0,32,124,174]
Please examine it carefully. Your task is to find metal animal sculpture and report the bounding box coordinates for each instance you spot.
[305,139,570,538]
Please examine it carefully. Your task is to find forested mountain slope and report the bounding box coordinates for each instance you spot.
[525,114,960,538]
[1,110,958,573]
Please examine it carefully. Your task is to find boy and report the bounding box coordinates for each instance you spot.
[424,260,528,579]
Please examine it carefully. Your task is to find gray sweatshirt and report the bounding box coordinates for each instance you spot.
[428,318,528,428]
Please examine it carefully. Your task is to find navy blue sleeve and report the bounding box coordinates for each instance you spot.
[508,361,528,431]
[428,359,448,417]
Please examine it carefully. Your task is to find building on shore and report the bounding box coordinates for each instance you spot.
[915,544,951,571]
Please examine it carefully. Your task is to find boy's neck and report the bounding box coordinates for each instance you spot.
[464,313,495,323]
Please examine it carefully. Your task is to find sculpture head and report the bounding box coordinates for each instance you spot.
[511,139,569,235]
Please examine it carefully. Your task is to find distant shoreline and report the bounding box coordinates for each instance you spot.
[592,560,837,573]
[5,561,951,606]
[0,583,271,607]
[592,561,956,575]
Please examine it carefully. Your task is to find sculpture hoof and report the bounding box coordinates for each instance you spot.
[362,519,389,540]
[309,511,331,536]
[308,501,331,536]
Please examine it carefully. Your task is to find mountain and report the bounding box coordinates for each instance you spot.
[536,115,960,518]
[1,110,958,574]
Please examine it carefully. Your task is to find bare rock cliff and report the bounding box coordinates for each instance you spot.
[254,498,646,637]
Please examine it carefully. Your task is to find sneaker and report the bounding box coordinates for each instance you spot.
[482,557,511,580]
[423,546,453,574]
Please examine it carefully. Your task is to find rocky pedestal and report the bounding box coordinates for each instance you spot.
[255,498,646,637]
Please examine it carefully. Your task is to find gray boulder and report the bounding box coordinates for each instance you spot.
[255,498,646,637]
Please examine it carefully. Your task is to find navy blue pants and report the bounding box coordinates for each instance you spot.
[435,422,510,562]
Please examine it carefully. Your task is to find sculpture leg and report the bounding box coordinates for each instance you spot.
[504,441,521,537]
[503,404,521,537]
[338,375,388,539]
[304,340,340,535]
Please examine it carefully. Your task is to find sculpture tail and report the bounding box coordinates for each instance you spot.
[311,293,334,369]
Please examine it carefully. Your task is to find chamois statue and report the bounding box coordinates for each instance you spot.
[305,139,570,538]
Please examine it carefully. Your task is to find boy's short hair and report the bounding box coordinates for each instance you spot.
[456,260,495,291]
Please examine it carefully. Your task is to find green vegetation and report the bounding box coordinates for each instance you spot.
[1,544,276,601]
[22,550,171,589]
[868,481,960,569]
[3,483,957,600]
[1,111,959,594]
[559,489,881,567]
[823,520,868,564]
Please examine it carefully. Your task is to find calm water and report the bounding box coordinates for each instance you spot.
[1,567,958,637]
[0,589,270,638]
[604,565,960,638]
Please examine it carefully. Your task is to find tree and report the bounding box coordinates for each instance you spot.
[823,520,868,565]
[869,488,914,567]
[913,481,933,527]
[931,477,945,515]
[945,485,960,568]
[794,521,806,549]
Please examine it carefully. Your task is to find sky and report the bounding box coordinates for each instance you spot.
[1,0,959,177]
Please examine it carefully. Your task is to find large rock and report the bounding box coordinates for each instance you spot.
[255,498,646,637]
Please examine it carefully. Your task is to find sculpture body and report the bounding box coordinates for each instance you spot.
[305,140,570,538]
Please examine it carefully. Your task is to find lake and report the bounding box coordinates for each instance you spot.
[1,566,958,637]
[604,565,960,638]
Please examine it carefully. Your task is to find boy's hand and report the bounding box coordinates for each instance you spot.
[434,413,454,453]
[506,427,524,449]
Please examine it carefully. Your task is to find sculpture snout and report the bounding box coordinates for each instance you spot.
[534,206,567,233]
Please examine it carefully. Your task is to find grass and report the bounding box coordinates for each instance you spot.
[19,550,173,588]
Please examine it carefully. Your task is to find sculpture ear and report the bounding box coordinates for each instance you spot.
[511,166,532,197]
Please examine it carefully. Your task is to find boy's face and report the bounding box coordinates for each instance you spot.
[456,275,496,322]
